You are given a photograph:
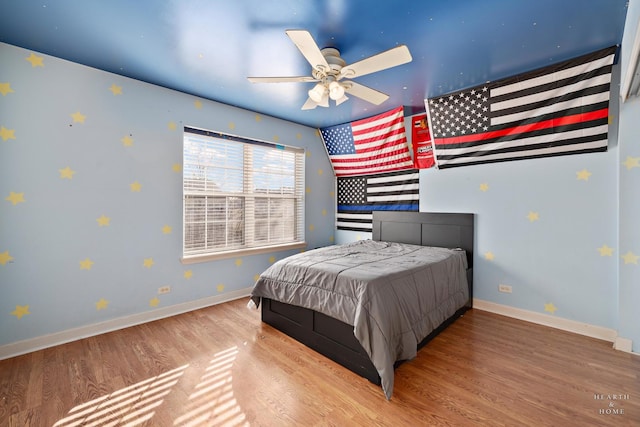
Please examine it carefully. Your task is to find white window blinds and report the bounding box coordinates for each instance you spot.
[183,127,305,259]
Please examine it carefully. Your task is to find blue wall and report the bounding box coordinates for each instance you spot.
[617,0,640,352]
[0,42,335,351]
[418,150,619,326]
[2,1,640,354]
[337,115,622,331]
[337,2,640,352]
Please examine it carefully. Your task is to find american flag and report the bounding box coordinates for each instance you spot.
[320,106,414,177]
[337,169,419,232]
[426,46,616,169]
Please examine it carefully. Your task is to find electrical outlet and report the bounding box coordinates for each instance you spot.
[498,284,512,293]
[158,286,171,294]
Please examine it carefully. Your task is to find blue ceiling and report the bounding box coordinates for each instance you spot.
[0,0,629,128]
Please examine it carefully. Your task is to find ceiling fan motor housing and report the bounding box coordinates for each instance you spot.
[312,48,346,79]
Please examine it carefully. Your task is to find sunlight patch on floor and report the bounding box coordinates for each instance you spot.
[53,365,189,427]
[173,346,245,427]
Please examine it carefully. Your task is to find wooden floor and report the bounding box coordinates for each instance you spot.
[0,298,638,426]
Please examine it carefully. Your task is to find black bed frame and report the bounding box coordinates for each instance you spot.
[261,211,475,385]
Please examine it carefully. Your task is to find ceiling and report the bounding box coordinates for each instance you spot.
[0,0,629,128]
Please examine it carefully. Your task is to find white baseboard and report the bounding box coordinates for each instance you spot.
[614,336,633,353]
[0,287,253,361]
[472,298,621,344]
[3,294,635,360]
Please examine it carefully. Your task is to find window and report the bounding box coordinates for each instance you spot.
[182,127,305,262]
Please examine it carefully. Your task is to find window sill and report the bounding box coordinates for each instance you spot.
[181,241,308,264]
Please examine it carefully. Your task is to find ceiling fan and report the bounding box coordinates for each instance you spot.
[247,30,412,110]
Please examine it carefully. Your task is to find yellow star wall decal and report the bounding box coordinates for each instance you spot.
[5,191,25,205]
[255,114,262,122]
[109,84,122,95]
[235,259,243,267]
[96,215,111,227]
[0,82,14,96]
[70,111,86,123]
[309,224,315,231]
[184,270,193,279]
[273,135,280,142]
[217,284,225,292]
[544,302,558,314]
[96,298,109,310]
[228,122,236,130]
[130,181,142,192]
[527,211,540,222]
[621,251,639,265]
[622,156,640,170]
[25,53,44,67]
[162,225,172,234]
[80,258,94,270]
[576,169,592,181]
[597,245,614,257]
[253,274,260,282]
[0,250,14,266]
[318,169,323,175]
[484,252,495,260]
[149,297,160,307]
[172,163,182,173]
[121,135,134,147]
[11,305,30,319]
[269,256,276,264]
[143,258,154,268]
[479,183,489,192]
[0,126,16,141]
[194,100,202,109]
[167,121,177,130]
[58,166,76,179]
[322,209,327,216]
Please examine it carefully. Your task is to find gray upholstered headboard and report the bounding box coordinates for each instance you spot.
[371,211,475,306]
[371,211,475,268]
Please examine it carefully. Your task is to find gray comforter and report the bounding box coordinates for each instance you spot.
[250,239,469,399]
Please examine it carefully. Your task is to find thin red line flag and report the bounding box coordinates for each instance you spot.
[426,46,616,168]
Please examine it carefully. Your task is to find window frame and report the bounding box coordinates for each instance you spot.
[181,126,306,264]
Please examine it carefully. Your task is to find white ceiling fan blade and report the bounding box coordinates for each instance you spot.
[335,94,349,106]
[301,97,319,110]
[301,92,330,110]
[248,76,318,83]
[285,29,330,72]
[339,45,412,79]
[343,81,389,105]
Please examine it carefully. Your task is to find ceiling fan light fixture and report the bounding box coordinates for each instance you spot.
[328,81,345,100]
[318,91,329,107]
[308,83,326,103]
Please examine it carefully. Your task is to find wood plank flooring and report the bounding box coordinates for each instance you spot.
[0,298,638,426]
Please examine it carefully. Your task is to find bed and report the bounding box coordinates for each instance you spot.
[250,211,474,399]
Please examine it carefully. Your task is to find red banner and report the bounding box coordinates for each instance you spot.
[412,114,435,169]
